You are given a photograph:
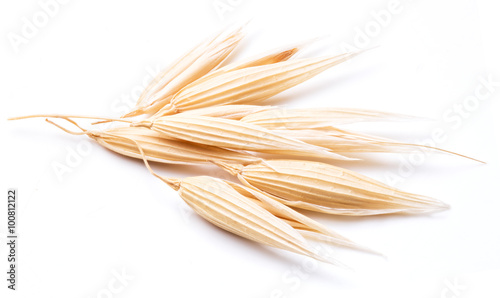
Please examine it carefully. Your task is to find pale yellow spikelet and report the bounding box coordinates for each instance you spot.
[33,117,264,166]
[132,115,353,160]
[91,126,264,165]
[125,25,245,118]
[240,107,417,130]
[275,128,484,162]
[127,29,308,119]
[153,52,362,117]
[274,128,392,152]
[189,38,310,83]
[178,104,276,120]
[156,175,343,265]
[216,159,450,216]
[226,181,379,254]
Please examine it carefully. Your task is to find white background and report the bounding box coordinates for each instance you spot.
[1,0,499,297]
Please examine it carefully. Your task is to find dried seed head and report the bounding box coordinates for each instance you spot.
[275,128,484,162]
[133,115,353,160]
[91,126,264,165]
[125,25,245,118]
[226,181,380,255]
[240,107,417,130]
[216,159,450,216]
[178,104,276,120]
[161,175,343,265]
[153,52,362,117]
[189,37,309,83]
[274,128,392,152]
[124,29,310,119]
[31,117,263,166]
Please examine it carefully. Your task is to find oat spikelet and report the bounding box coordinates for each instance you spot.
[178,104,275,120]
[276,128,484,162]
[155,175,344,265]
[133,115,353,160]
[216,159,450,216]
[125,25,245,118]
[189,38,311,82]
[125,137,346,265]
[92,126,264,165]
[126,29,309,119]
[240,107,418,129]
[37,117,263,166]
[226,181,380,255]
[153,52,362,117]
[275,128,392,152]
